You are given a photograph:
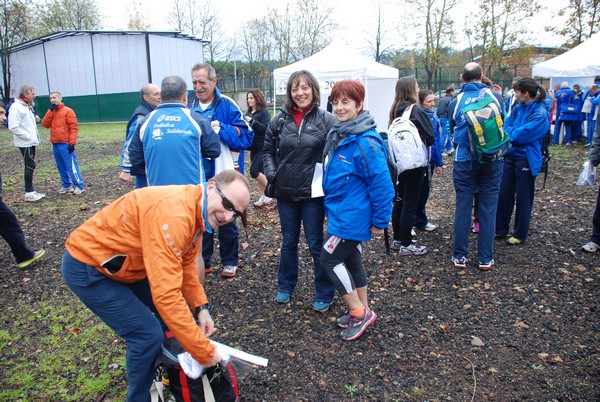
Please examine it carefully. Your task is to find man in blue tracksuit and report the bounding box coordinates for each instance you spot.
[188,63,253,278]
[584,76,600,145]
[129,75,221,187]
[119,83,161,188]
[504,77,521,118]
[448,62,505,271]
[553,82,577,145]
[436,86,455,154]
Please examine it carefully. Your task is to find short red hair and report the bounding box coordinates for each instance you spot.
[330,80,365,111]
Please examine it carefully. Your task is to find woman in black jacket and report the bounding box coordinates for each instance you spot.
[245,89,272,207]
[388,77,435,256]
[263,70,336,312]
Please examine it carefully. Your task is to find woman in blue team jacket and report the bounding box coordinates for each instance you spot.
[414,88,444,231]
[496,77,550,245]
[321,80,394,341]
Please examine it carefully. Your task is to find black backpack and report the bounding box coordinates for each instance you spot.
[540,129,552,189]
[156,331,239,402]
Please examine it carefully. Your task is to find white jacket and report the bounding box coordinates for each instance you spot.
[8,98,41,147]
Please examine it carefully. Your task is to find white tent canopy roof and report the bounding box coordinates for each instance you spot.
[532,34,600,78]
[273,41,399,132]
[273,41,398,81]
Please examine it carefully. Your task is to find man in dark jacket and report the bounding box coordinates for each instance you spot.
[119,83,161,188]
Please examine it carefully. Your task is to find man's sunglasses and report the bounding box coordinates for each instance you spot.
[214,181,243,218]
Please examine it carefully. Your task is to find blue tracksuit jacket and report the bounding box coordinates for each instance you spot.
[129,103,221,185]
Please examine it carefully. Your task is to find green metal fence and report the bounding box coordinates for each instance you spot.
[33,92,140,123]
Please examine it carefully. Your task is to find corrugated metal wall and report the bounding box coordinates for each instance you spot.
[6,32,205,122]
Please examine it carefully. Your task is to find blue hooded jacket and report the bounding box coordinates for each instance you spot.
[421,107,443,167]
[322,111,394,242]
[504,100,549,177]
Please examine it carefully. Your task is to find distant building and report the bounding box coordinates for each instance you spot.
[2,31,208,122]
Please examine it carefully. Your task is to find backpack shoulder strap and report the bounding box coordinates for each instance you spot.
[401,104,414,119]
[275,116,284,137]
[482,88,501,107]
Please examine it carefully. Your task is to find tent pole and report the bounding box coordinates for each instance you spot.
[363,71,368,111]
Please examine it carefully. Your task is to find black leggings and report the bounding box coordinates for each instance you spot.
[19,146,36,193]
[249,147,264,179]
[320,233,366,297]
[392,167,425,246]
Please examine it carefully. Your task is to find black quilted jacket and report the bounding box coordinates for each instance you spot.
[263,104,336,201]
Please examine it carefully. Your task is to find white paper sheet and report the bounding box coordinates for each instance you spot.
[311,163,324,198]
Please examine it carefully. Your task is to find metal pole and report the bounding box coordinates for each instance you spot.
[234,60,237,92]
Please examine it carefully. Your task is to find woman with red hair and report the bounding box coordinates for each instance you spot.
[321,80,394,341]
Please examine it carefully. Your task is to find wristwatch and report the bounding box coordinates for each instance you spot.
[194,304,210,316]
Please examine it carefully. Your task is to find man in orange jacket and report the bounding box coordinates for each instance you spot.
[41,92,85,194]
[61,169,250,401]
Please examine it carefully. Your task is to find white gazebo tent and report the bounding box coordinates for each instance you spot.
[273,41,399,132]
[532,34,600,141]
[532,34,600,87]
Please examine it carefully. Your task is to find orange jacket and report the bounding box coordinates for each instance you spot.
[41,103,78,145]
[65,184,216,364]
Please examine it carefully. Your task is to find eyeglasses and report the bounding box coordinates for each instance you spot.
[214,181,243,218]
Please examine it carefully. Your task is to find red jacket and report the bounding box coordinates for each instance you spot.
[41,103,78,145]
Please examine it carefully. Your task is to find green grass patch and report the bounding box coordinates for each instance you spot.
[0,296,128,401]
[0,122,125,147]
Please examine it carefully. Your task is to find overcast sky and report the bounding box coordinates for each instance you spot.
[99,0,568,53]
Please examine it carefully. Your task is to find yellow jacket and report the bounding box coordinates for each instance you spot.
[65,184,215,364]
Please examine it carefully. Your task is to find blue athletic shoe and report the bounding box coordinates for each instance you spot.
[313,301,332,312]
[276,291,291,303]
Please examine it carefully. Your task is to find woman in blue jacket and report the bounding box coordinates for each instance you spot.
[496,77,550,245]
[414,89,444,232]
[321,80,394,341]
[389,77,435,256]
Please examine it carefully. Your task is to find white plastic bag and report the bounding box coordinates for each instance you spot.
[576,160,596,186]
[582,98,593,114]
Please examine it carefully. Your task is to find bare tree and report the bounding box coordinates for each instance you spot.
[465,0,540,76]
[365,1,395,63]
[168,0,232,63]
[293,0,336,60]
[239,17,273,88]
[127,0,150,31]
[545,0,600,47]
[168,0,186,33]
[408,0,457,89]
[264,4,294,65]
[265,0,336,65]
[0,0,32,102]
[33,0,102,37]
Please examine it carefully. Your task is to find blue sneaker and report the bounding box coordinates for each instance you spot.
[276,291,291,303]
[313,301,332,312]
